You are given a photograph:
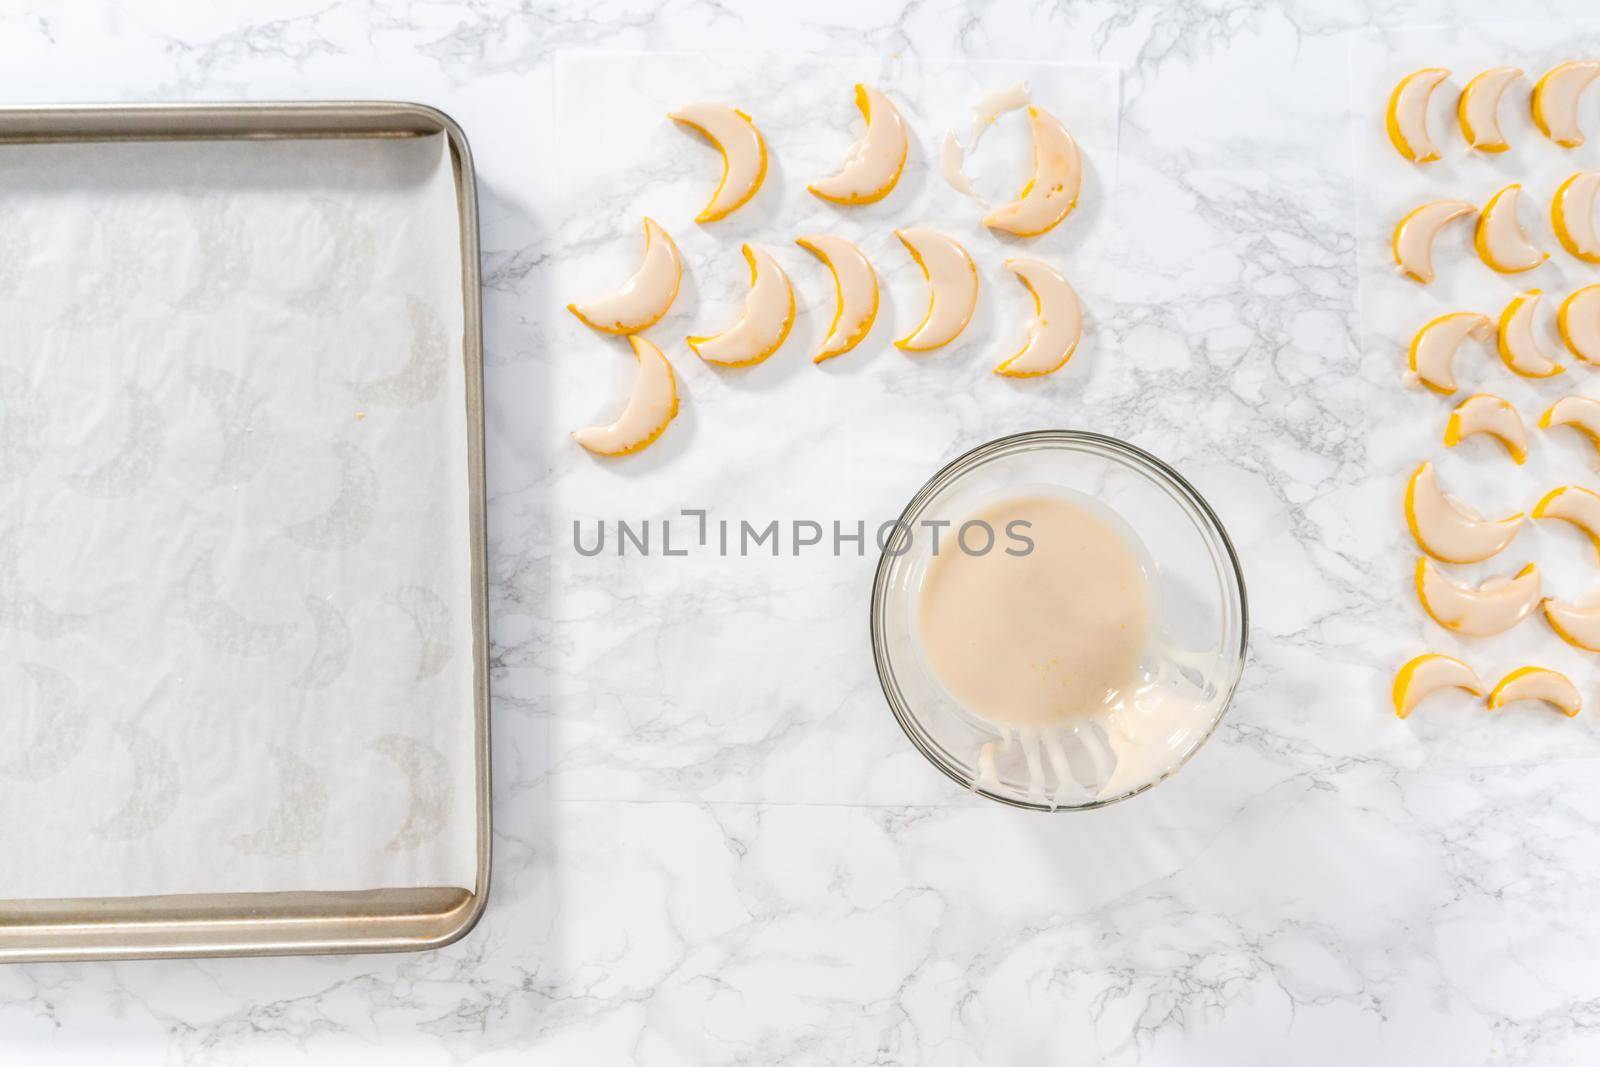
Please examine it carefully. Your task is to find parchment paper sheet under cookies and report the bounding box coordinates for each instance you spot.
[0,132,478,900]
[1352,25,1600,751]
[547,54,1120,804]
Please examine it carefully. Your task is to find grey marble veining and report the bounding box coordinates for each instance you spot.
[5,0,1600,1063]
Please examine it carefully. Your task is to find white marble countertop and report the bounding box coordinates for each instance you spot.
[7,1,1600,1063]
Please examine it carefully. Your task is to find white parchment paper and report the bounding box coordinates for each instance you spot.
[0,132,478,899]
[546,54,1120,803]
[1353,25,1600,746]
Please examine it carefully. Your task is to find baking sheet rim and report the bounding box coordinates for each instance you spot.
[0,99,492,963]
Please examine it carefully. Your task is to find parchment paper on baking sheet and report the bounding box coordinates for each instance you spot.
[0,132,478,899]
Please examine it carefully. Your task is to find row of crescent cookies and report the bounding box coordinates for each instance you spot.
[564,86,1086,457]
[1386,60,1600,721]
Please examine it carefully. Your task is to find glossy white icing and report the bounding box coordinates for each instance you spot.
[1553,171,1600,262]
[567,217,683,334]
[808,85,908,204]
[1458,66,1520,152]
[1392,653,1483,719]
[1476,184,1547,273]
[1543,590,1600,652]
[668,101,767,222]
[1407,311,1492,393]
[1560,285,1600,361]
[968,81,1031,148]
[795,233,878,362]
[1444,394,1526,463]
[894,226,979,351]
[938,132,984,202]
[572,335,679,455]
[1498,289,1564,378]
[1539,394,1600,455]
[994,257,1082,376]
[1393,199,1474,283]
[1533,484,1600,558]
[688,243,795,366]
[1405,461,1523,563]
[1386,67,1448,161]
[983,106,1083,237]
[1415,558,1539,636]
[1488,667,1581,716]
[1534,60,1600,148]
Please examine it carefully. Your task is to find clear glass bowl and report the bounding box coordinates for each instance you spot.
[870,430,1248,811]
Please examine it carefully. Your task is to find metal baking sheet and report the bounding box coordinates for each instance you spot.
[0,102,490,962]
